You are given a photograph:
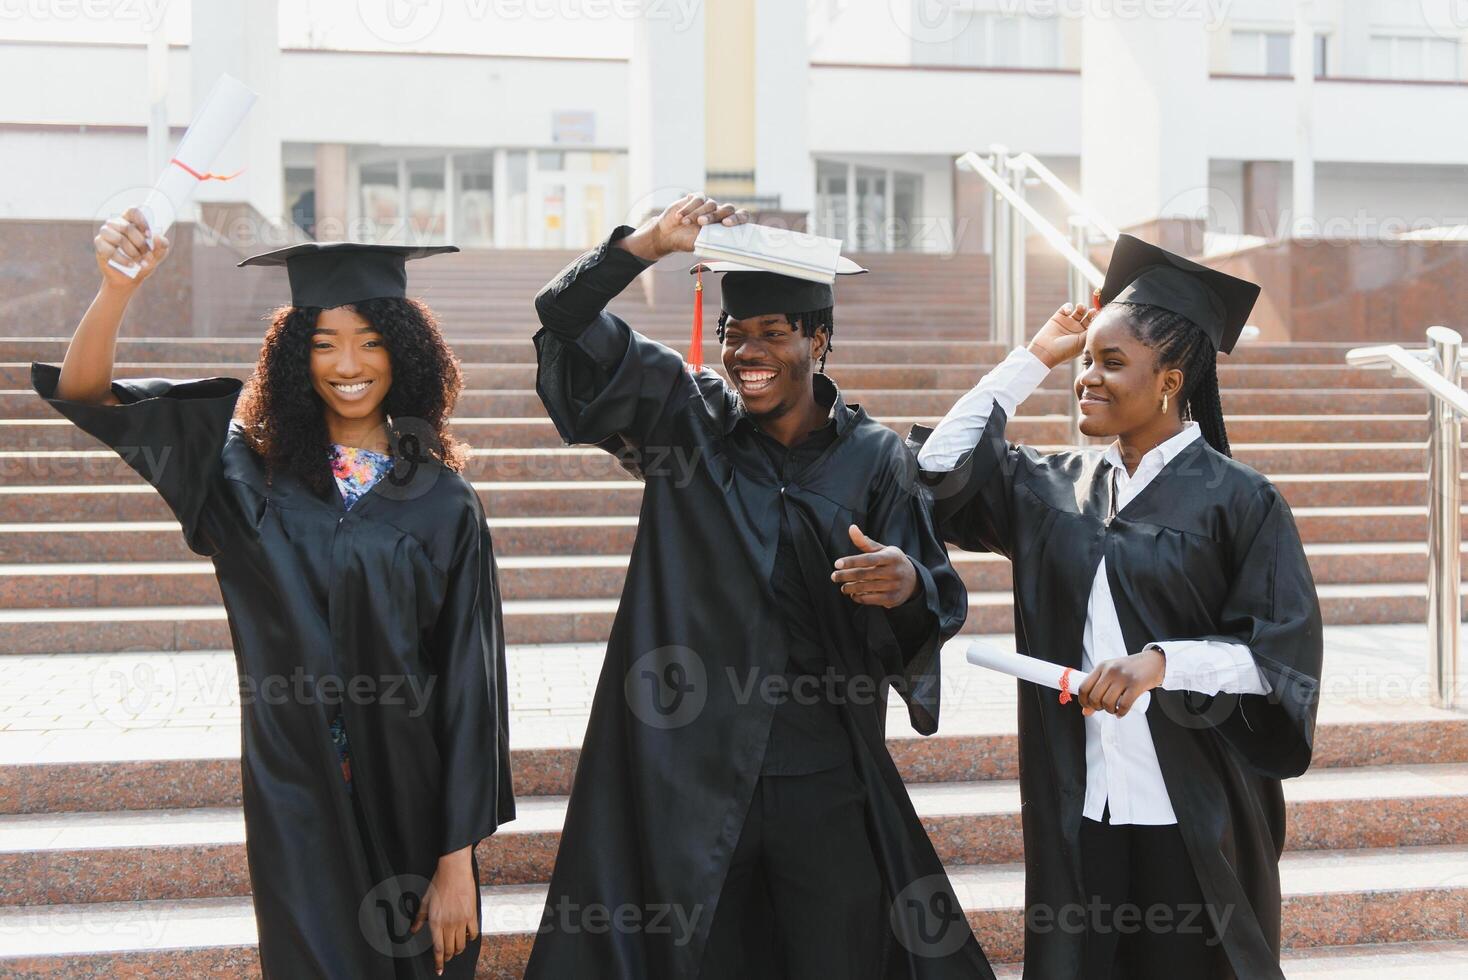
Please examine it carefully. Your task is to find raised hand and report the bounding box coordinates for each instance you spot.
[1026,295,1098,370]
[95,207,170,290]
[619,193,753,262]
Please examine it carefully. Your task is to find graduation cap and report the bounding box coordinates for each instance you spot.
[687,239,869,369]
[237,242,459,309]
[688,256,870,321]
[1097,234,1260,354]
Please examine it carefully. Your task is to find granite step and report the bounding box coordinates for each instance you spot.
[0,845,1464,975]
[1,413,1435,451]
[1,631,1460,810]
[0,542,1450,610]
[2,764,1463,905]
[0,580,1463,653]
[0,506,1454,566]
[0,337,1367,366]
[0,361,1413,391]
[0,442,1452,486]
[0,387,1431,420]
[0,472,1445,523]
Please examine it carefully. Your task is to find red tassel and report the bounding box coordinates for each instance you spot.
[688,266,704,372]
[1058,667,1074,705]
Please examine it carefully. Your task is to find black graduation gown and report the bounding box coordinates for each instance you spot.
[907,406,1324,980]
[29,362,515,980]
[523,227,995,979]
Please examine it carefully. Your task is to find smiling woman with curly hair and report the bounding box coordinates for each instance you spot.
[29,208,515,980]
[237,296,470,496]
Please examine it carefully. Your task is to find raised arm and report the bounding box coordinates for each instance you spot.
[531,196,750,455]
[907,303,1096,555]
[54,207,171,404]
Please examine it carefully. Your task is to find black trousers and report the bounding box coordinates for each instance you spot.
[699,761,884,980]
[1080,813,1230,980]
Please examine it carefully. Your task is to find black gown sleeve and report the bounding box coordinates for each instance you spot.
[532,224,697,460]
[427,492,515,856]
[860,449,969,735]
[1196,483,1324,779]
[29,361,243,557]
[906,403,1037,559]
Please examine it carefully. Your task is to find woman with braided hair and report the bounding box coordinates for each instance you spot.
[908,235,1322,980]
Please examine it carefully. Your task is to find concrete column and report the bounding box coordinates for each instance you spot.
[706,0,755,201]
[189,0,282,235]
[1080,10,1210,253]
[313,144,349,241]
[754,0,813,217]
[628,0,705,222]
[1242,160,1281,239]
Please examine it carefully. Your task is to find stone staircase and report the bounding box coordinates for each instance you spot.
[0,248,1465,976]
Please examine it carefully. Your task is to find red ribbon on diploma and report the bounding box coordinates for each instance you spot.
[1058,667,1074,705]
[171,157,244,182]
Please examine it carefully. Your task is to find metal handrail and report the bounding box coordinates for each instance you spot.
[961,146,1259,447]
[1347,326,1465,710]
[958,149,1106,447]
[957,151,1105,289]
[1345,340,1468,418]
[1010,151,1121,242]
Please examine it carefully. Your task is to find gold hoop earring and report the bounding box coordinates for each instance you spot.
[1161,392,1169,414]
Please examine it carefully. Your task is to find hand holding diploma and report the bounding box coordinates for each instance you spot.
[965,641,1163,717]
[108,73,258,279]
[96,208,170,290]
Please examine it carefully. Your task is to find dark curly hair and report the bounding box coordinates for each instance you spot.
[1112,301,1231,457]
[716,307,835,371]
[235,297,470,495]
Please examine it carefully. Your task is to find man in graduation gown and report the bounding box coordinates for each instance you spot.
[30,236,515,979]
[524,195,994,978]
[907,236,1324,979]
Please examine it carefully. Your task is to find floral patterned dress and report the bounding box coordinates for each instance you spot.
[326,442,395,794]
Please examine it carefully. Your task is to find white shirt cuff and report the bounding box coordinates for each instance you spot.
[1155,639,1272,696]
[916,346,1051,472]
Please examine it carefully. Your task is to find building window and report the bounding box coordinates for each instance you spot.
[911,9,1061,69]
[1369,34,1460,81]
[815,160,925,252]
[406,157,447,240]
[284,167,315,238]
[454,153,495,249]
[1230,30,1327,76]
[359,162,401,241]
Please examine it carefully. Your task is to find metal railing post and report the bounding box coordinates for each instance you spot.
[989,145,1011,346]
[1427,325,1463,710]
[1007,155,1027,349]
[1067,216,1090,448]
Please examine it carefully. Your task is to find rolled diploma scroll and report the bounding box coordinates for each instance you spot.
[964,640,1151,713]
[109,73,259,279]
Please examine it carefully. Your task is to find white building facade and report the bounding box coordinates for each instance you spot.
[2,0,1467,253]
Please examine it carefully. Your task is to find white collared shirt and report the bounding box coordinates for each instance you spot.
[918,346,1272,825]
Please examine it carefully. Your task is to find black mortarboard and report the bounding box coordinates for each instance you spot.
[688,257,869,320]
[1098,234,1260,354]
[236,242,459,309]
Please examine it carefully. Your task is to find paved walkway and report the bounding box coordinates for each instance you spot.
[1,624,1462,765]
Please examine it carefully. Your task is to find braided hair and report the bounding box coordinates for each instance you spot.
[716,307,835,372]
[1111,301,1231,458]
